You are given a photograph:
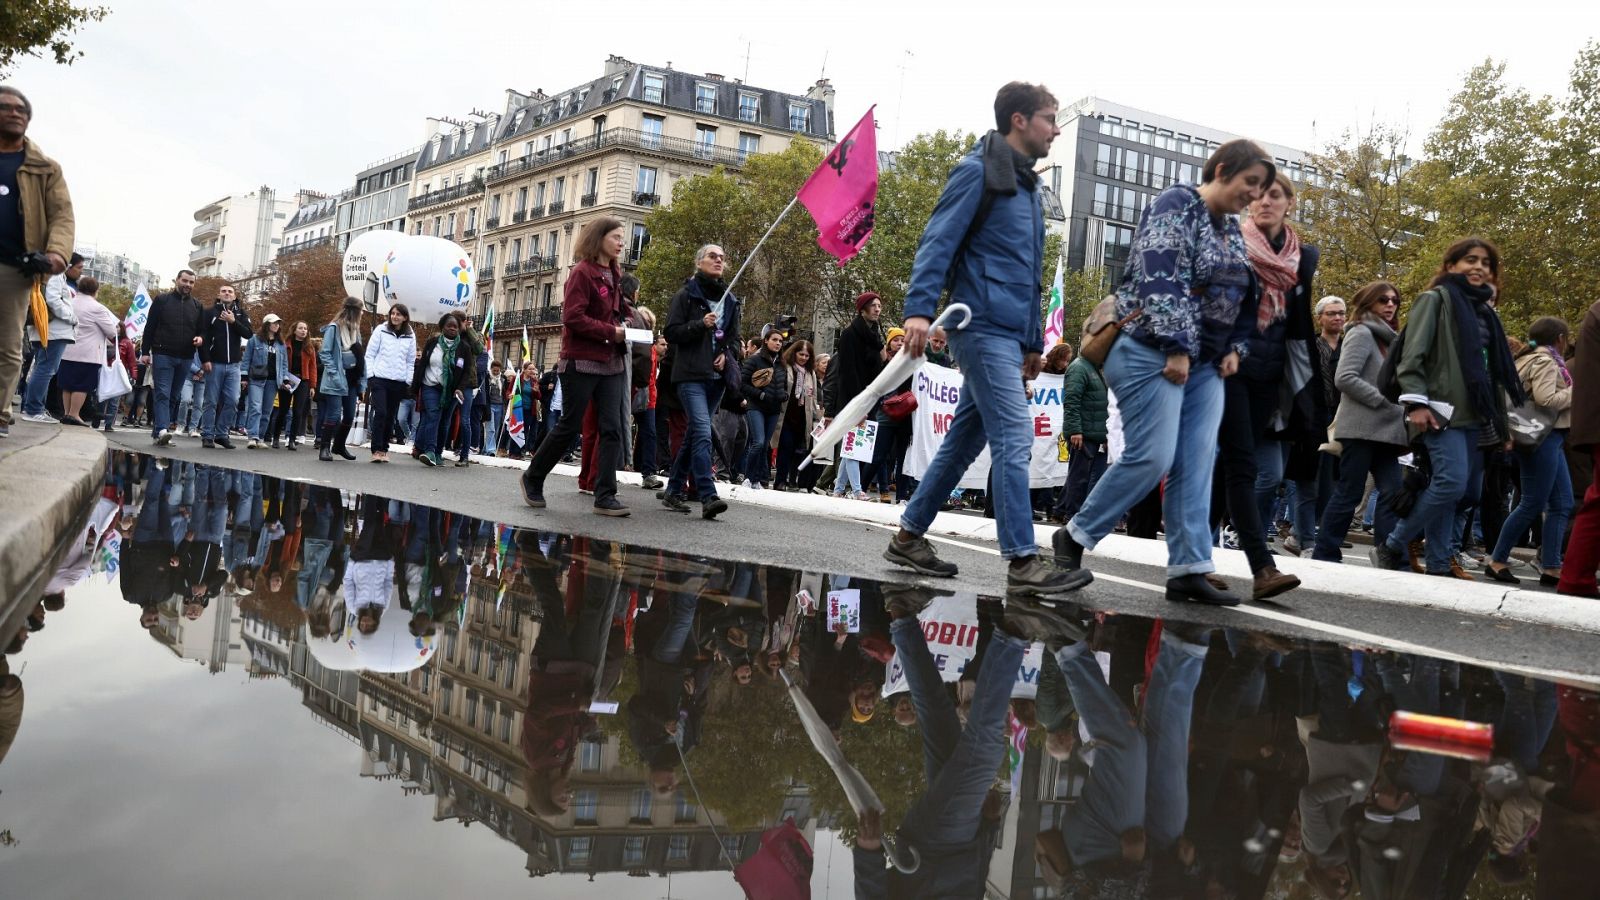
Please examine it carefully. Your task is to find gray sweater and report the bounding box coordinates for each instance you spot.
[1330,318,1408,448]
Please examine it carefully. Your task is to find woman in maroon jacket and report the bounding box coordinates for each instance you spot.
[520,216,634,516]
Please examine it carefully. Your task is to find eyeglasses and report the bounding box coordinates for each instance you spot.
[704,253,726,261]
[0,104,28,115]
[1380,295,1399,304]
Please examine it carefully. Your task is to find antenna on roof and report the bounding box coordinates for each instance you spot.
[819,50,828,80]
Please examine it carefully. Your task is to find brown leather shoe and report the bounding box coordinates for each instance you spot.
[1449,558,1476,580]
[1252,566,1301,600]
[1204,573,1230,592]
[1407,540,1427,574]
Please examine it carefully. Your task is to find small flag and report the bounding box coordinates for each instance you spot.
[482,303,495,355]
[505,367,526,448]
[1005,707,1028,795]
[796,106,879,265]
[1043,253,1065,349]
[124,281,153,341]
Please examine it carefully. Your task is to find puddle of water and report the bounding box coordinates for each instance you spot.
[2,451,1597,898]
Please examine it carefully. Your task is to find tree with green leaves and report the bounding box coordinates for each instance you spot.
[1298,123,1430,300]
[96,283,132,319]
[0,1,109,75]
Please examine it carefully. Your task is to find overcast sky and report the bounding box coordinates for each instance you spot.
[7,0,1593,279]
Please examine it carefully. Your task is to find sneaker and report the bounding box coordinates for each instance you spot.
[998,597,1088,647]
[20,412,56,423]
[155,429,173,447]
[662,493,691,514]
[215,436,236,450]
[418,452,438,468]
[521,473,545,507]
[741,479,762,491]
[578,487,594,495]
[883,534,959,578]
[882,583,933,620]
[454,457,469,467]
[1007,556,1093,597]
[594,497,631,517]
[640,475,663,491]
[1282,535,1302,557]
[701,496,729,520]
[0,423,8,438]
[853,491,871,502]
[181,428,192,436]
[1050,527,1084,570]
[247,438,260,449]
[1369,542,1405,571]
[202,437,215,449]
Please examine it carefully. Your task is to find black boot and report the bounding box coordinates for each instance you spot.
[318,423,334,462]
[333,423,356,460]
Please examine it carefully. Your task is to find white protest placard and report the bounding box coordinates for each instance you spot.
[879,594,1043,698]
[841,420,877,463]
[902,365,1069,490]
[825,589,861,633]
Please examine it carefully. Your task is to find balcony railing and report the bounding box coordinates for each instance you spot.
[485,216,501,229]
[463,227,477,239]
[528,204,546,219]
[1090,201,1142,225]
[495,308,536,330]
[579,192,597,208]
[547,200,565,214]
[192,220,220,239]
[512,209,527,223]
[442,232,455,241]
[277,236,334,258]
[407,178,485,212]
[190,245,219,263]
[634,192,659,207]
[536,305,562,325]
[503,262,520,276]
[483,127,754,187]
[477,266,495,282]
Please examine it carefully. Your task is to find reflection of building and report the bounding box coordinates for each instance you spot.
[1039,96,1321,287]
[149,589,246,674]
[290,636,361,744]
[241,610,292,680]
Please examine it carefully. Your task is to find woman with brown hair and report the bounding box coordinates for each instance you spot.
[520,216,634,516]
[270,320,318,450]
[774,338,819,491]
[1369,238,1524,576]
[1312,281,1407,561]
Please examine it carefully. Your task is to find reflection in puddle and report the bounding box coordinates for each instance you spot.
[3,450,1598,897]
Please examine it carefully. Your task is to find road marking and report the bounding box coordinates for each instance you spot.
[873,524,1598,686]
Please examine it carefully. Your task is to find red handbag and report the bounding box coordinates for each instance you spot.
[881,389,917,422]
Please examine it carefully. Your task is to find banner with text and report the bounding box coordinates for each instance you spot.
[903,365,1069,490]
[880,594,1043,699]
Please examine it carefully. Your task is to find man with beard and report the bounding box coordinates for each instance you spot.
[141,269,206,446]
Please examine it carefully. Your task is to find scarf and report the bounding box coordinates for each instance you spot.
[1441,274,1524,418]
[437,334,460,394]
[979,131,1038,194]
[1241,218,1301,334]
[695,272,728,334]
[1539,345,1573,386]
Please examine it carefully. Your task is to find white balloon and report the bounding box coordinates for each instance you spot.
[341,229,407,304]
[380,235,475,321]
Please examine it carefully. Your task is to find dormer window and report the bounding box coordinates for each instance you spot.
[643,73,664,104]
[738,92,759,123]
[787,102,811,132]
[695,83,716,115]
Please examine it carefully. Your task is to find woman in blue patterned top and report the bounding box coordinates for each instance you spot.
[1053,139,1273,606]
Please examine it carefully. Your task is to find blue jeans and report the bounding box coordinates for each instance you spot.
[1313,439,1403,562]
[485,404,502,454]
[669,379,724,501]
[1254,442,1322,545]
[833,455,862,494]
[741,408,779,483]
[149,353,190,437]
[245,378,276,439]
[318,389,356,433]
[396,398,417,440]
[21,338,69,416]
[1053,439,1109,522]
[1058,630,1208,864]
[1067,338,1226,576]
[201,362,241,439]
[1492,430,1574,569]
[902,331,1037,559]
[893,614,1027,847]
[455,387,476,459]
[1385,426,1480,573]
[415,384,447,455]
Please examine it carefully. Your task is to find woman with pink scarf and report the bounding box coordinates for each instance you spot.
[1483,316,1574,584]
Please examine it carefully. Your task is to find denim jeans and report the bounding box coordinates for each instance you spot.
[1067,337,1226,576]
[455,387,476,459]
[318,389,356,433]
[21,338,69,416]
[741,408,779,483]
[1058,630,1208,865]
[1053,439,1108,523]
[1384,426,1480,573]
[1313,439,1403,562]
[396,398,417,441]
[1494,671,1558,775]
[668,379,724,501]
[894,613,1026,847]
[833,455,863,495]
[200,362,241,439]
[1254,441,1322,545]
[902,331,1037,559]
[1492,430,1574,569]
[244,378,276,439]
[485,404,502,454]
[415,384,447,455]
[149,353,190,437]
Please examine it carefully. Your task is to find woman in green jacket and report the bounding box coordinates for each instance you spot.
[1369,238,1524,576]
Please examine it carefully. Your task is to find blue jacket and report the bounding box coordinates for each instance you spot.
[317,323,366,397]
[242,336,288,386]
[902,136,1044,353]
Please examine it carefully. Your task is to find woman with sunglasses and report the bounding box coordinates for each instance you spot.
[1311,281,1408,561]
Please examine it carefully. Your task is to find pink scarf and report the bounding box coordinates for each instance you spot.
[1241,218,1301,334]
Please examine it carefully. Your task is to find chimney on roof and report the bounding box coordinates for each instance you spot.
[604,54,632,77]
[806,77,836,125]
[705,72,724,81]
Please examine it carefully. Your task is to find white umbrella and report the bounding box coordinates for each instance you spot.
[802,303,972,468]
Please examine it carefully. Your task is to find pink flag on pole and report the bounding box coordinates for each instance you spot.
[797,106,878,265]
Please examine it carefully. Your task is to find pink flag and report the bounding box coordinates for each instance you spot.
[797,106,878,265]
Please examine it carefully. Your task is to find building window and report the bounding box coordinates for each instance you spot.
[630,223,649,262]
[515,187,528,213]
[548,231,559,258]
[464,690,478,726]
[695,82,717,114]
[694,125,717,158]
[507,288,517,309]
[496,149,508,167]
[674,790,697,823]
[788,102,811,131]
[738,133,760,161]
[535,337,547,368]
[668,834,690,863]
[483,243,495,269]
[489,193,501,218]
[552,176,566,205]
[643,73,664,104]
[528,234,541,259]
[584,167,599,198]
[611,74,624,93]
[630,788,653,822]
[558,127,572,149]
[641,114,664,150]
[720,835,743,860]
[541,283,553,309]
[567,837,592,865]
[635,166,658,197]
[573,789,599,825]
[738,92,759,123]
[623,836,646,866]
[579,738,603,772]
[593,115,606,137]
[511,239,522,264]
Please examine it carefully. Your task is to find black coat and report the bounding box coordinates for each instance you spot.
[142,291,206,358]
[739,347,788,413]
[824,315,884,418]
[664,274,743,384]
[199,301,253,365]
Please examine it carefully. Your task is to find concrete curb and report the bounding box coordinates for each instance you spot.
[0,426,107,629]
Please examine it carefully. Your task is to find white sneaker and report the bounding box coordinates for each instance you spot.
[155,429,173,446]
[247,438,260,449]
[21,412,57,423]
[741,479,761,491]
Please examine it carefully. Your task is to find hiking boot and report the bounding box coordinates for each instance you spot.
[883,533,959,578]
[882,583,934,620]
[1407,540,1426,573]
[215,436,237,450]
[1205,574,1231,592]
[1050,527,1083,570]
[1165,573,1241,607]
[640,475,663,491]
[1007,555,1093,597]
[661,493,691,514]
[1252,567,1301,600]
[701,496,729,520]
[521,473,545,508]
[1448,558,1476,580]
[998,596,1088,648]
[1369,542,1406,571]
[593,497,631,517]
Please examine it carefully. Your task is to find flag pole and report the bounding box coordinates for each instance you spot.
[717,194,800,306]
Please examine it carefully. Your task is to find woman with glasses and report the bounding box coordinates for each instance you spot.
[1312,281,1408,561]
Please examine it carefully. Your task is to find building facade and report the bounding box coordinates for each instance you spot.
[405,55,834,369]
[278,193,339,258]
[1041,97,1325,288]
[78,246,162,292]
[189,187,310,278]
[334,147,419,253]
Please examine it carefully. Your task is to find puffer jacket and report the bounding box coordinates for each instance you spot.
[363,323,417,383]
[1061,355,1108,443]
[739,346,788,413]
[25,272,76,344]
